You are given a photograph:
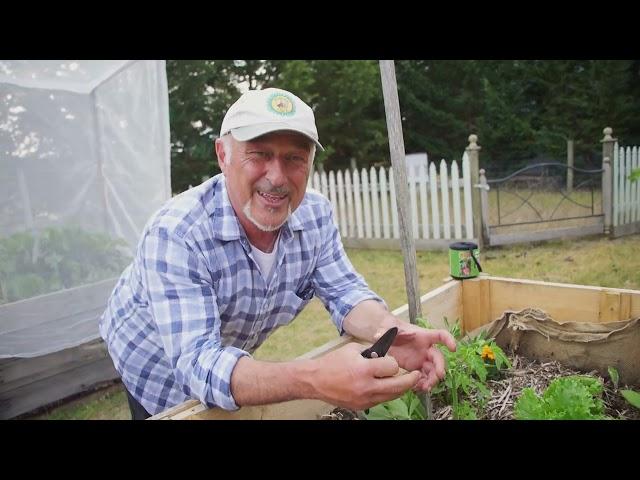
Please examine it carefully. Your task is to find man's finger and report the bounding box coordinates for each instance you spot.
[368,355,400,378]
[426,347,446,379]
[372,370,421,400]
[429,329,457,352]
[413,379,430,392]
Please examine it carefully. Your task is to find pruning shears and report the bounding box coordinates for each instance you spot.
[361,327,398,359]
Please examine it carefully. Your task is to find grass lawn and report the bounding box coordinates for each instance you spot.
[27,234,640,420]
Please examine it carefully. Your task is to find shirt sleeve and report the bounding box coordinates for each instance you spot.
[310,202,387,334]
[140,226,250,411]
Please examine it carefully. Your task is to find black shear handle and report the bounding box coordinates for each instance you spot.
[361,327,398,358]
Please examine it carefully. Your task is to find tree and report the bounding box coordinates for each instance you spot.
[167,60,237,193]
[275,60,388,171]
[166,60,640,190]
[523,60,637,166]
[395,60,485,163]
[167,60,283,193]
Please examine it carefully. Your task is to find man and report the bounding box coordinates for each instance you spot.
[100,87,456,420]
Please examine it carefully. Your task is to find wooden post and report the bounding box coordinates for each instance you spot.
[16,164,39,262]
[379,60,431,419]
[479,169,490,246]
[379,61,422,323]
[603,156,612,235]
[91,90,111,236]
[466,135,482,249]
[601,127,616,235]
[567,139,574,193]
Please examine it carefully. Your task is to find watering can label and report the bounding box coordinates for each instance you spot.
[449,242,482,279]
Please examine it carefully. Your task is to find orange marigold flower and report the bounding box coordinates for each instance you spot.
[481,345,495,361]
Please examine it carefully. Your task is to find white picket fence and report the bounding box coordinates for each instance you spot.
[307,153,474,241]
[613,143,640,226]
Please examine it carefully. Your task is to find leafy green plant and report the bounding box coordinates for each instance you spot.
[365,390,426,420]
[620,390,640,410]
[0,227,130,304]
[606,366,640,411]
[629,168,640,183]
[608,366,620,390]
[430,321,510,419]
[365,316,510,420]
[514,375,608,420]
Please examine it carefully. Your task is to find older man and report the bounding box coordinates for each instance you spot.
[100,87,456,419]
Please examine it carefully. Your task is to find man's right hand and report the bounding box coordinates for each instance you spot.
[307,342,421,411]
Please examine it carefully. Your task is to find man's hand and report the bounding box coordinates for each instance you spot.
[374,323,457,392]
[308,343,421,411]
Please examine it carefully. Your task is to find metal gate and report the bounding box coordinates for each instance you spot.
[479,163,604,246]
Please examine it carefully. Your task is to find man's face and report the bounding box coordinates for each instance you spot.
[216,131,313,233]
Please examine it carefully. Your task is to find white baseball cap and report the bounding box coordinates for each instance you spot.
[219,88,324,151]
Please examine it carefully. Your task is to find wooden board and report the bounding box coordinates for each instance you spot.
[416,280,463,330]
[486,276,640,324]
[489,222,603,247]
[0,355,118,419]
[461,276,492,333]
[612,221,640,238]
[0,338,109,393]
[165,399,335,421]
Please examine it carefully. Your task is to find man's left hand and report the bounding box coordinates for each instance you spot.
[375,322,456,392]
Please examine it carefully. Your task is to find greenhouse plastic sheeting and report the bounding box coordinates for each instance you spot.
[0,60,171,357]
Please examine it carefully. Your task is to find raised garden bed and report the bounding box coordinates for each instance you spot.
[0,277,120,419]
[322,352,640,420]
[150,275,640,420]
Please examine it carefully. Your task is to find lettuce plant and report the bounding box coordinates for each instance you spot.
[514,375,608,420]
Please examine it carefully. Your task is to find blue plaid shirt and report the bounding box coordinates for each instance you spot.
[99,174,383,415]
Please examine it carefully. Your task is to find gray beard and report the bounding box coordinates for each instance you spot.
[243,199,292,232]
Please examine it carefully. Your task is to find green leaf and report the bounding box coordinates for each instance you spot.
[608,366,619,390]
[620,390,640,410]
[415,317,431,329]
[514,388,547,420]
[364,404,396,420]
[364,397,411,420]
[442,317,462,339]
[514,376,606,420]
[406,392,426,420]
[385,398,411,419]
[455,401,478,420]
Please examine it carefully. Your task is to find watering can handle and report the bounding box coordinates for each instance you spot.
[469,248,483,273]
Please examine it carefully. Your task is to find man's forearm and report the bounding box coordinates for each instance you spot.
[342,299,404,343]
[230,356,319,407]
[229,301,405,408]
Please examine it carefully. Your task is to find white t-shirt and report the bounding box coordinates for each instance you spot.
[249,234,280,281]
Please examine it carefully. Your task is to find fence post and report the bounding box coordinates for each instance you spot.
[601,127,616,236]
[466,134,483,249]
[479,169,490,246]
[567,139,574,193]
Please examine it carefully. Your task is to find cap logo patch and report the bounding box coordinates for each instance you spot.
[267,92,295,116]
